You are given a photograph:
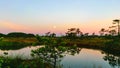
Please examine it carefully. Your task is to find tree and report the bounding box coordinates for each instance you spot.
[50,33,56,37]
[7,32,35,37]
[113,19,120,35]
[27,33,35,37]
[31,35,81,68]
[45,32,51,37]
[66,28,82,37]
[84,33,89,36]
[99,28,106,36]
[0,33,6,37]
[109,30,117,36]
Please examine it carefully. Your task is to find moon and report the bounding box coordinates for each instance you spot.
[53,26,56,29]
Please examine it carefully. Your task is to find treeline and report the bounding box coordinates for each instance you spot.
[0,32,35,37]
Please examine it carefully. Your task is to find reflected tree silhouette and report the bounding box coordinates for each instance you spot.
[103,53,120,68]
[113,19,120,35]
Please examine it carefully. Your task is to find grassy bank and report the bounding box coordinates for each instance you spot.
[0,36,120,68]
[62,36,120,55]
[0,36,120,54]
[0,37,38,50]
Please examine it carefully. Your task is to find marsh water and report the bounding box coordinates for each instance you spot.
[0,46,120,68]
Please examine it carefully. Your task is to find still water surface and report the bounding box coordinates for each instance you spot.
[0,46,119,68]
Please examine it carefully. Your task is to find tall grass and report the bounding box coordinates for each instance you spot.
[0,37,38,50]
[0,41,30,50]
[0,56,46,68]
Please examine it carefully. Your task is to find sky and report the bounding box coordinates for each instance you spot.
[0,0,120,35]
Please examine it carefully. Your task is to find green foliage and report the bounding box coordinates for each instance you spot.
[0,37,4,41]
[0,33,6,37]
[7,32,35,38]
[104,38,120,55]
[32,35,81,68]
[0,41,29,50]
[66,28,82,38]
[0,56,45,68]
[0,37,37,50]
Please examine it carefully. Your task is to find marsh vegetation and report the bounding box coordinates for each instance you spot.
[0,20,120,68]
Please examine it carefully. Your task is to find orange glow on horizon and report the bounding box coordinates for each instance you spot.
[0,19,113,35]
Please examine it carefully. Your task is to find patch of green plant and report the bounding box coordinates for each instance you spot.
[0,56,46,68]
[0,41,29,50]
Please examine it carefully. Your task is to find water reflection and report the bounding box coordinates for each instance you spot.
[0,46,120,68]
[61,49,111,68]
[0,46,41,59]
[31,45,81,68]
[103,52,120,68]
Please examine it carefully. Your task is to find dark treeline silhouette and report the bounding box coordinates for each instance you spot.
[0,32,35,37]
[99,19,120,36]
[102,51,120,68]
[0,33,6,37]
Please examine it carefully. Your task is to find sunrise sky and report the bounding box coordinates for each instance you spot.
[0,0,120,35]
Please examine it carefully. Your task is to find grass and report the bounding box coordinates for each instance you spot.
[0,36,120,68]
[0,41,30,50]
[1,36,119,54]
[0,37,38,50]
[0,56,48,68]
[2,37,37,43]
[59,36,120,55]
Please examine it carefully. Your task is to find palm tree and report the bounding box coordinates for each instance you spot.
[113,19,120,35]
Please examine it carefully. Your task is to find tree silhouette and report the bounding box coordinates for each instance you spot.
[103,53,120,68]
[7,32,35,37]
[0,33,6,37]
[99,28,106,36]
[84,33,89,36]
[113,19,120,35]
[31,35,81,68]
[109,30,117,36]
[66,28,82,37]
[45,32,51,37]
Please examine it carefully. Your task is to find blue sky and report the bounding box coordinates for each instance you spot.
[0,0,120,34]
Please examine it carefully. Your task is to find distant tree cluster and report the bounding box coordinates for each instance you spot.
[0,32,35,37]
[0,33,6,37]
[45,32,56,37]
[66,28,83,37]
[0,19,119,38]
[99,19,120,36]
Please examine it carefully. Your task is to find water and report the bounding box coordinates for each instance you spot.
[61,49,111,68]
[0,46,120,68]
[0,46,41,59]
